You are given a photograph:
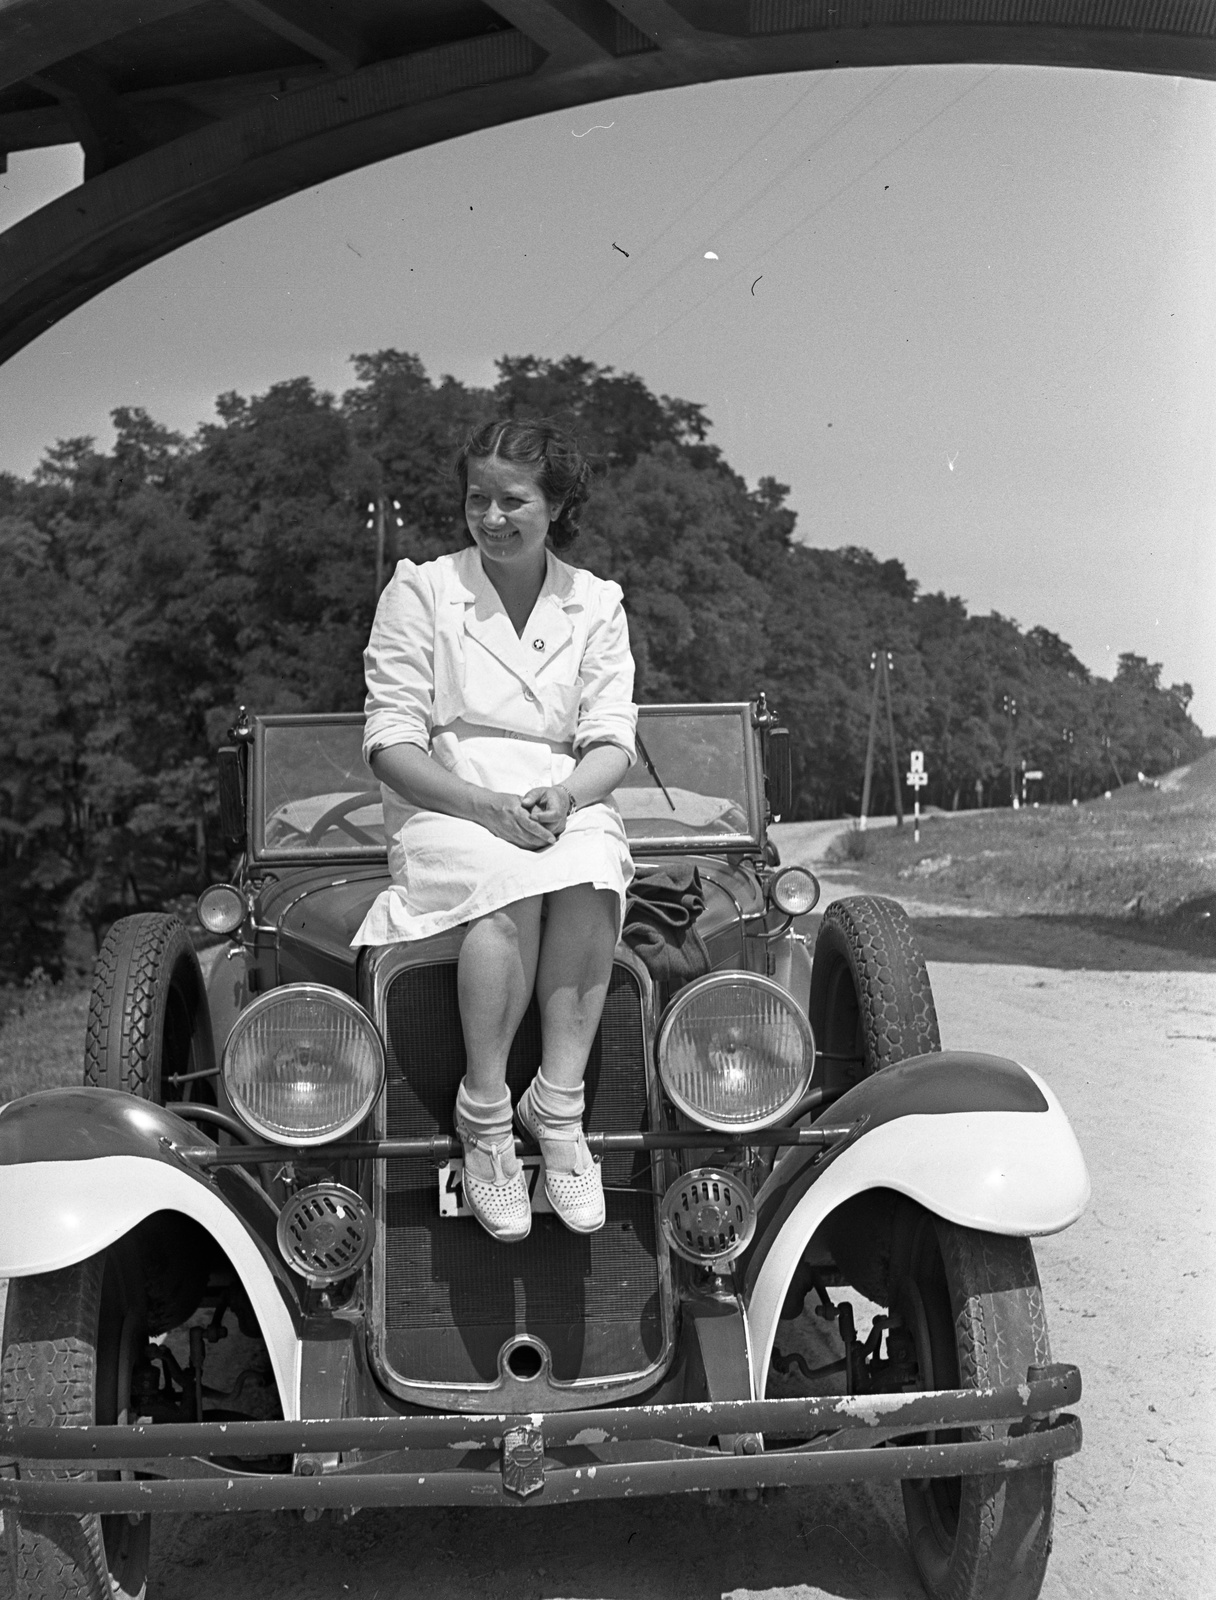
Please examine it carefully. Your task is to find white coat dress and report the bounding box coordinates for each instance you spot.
[351,544,638,947]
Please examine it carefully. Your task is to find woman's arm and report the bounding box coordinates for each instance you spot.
[370,743,557,850]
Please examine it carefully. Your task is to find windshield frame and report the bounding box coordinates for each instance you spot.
[251,712,385,865]
[620,701,765,855]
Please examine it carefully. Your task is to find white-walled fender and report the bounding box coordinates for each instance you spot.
[746,1066,1089,1392]
[0,1155,302,1418]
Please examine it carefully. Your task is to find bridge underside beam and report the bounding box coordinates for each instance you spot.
[1,1,1213,367]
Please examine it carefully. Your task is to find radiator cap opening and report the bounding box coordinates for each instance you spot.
[503,1339,546,1380]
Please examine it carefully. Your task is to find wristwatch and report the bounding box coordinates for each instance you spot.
[557,785,579,816]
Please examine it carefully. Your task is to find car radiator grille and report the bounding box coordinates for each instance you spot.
[376,962,664,1387]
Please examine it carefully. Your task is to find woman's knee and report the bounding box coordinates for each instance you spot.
[539,887,618,978]
[463,897,542,951]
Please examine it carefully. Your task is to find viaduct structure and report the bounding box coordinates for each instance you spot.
[2,0,1214,366]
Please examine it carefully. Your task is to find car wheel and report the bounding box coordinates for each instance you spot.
[2,1251,151,1600]
[808,895,939,1077]
[892,1206,1055,1600]
[85,914,211,1102]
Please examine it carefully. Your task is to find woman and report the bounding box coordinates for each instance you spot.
[352,418,637,1245]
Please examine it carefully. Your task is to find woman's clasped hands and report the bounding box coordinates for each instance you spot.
[474,785,572,849]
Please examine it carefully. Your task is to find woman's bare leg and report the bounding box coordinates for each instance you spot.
[534,885,619,1087]
[458,897,542,1101]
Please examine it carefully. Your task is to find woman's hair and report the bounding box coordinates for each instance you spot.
[455,417,592,550]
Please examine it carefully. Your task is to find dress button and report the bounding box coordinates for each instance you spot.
[532,638,545,652]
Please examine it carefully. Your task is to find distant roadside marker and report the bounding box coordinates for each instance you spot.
[906,749,928,842]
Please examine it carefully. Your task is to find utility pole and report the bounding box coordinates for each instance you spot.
[1102,734,1124,790]
[366,493,403,596]
[860,650,903,828]
[1003,693,1019,809]
[1061,727,1074,803]
[860,652,880,831]
[882,651,904,827]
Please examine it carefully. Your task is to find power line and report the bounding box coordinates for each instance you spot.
[615,67,1000,366]
[544,76,824,354]
[566,68,907,361]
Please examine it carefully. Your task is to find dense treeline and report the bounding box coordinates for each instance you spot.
[0,352,1203,978]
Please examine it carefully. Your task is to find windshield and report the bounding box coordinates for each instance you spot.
[257,717,383,859]
[253,705,761,860]
[615,705,759,848]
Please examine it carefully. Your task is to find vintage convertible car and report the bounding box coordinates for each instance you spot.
[0,698,1089,1600]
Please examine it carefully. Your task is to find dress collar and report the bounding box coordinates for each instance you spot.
[450,545,579,686]
[451,544,579,611]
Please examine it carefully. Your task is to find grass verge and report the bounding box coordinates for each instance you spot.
[0,982,89,1102]
[828,759,1216,954]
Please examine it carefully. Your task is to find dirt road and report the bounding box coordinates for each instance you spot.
[4,930,1214,1597]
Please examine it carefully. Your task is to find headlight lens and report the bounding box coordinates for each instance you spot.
[770,865,820,916]
[223,984,385,1145]
[657,973,814,1132]
[197,883,245,935]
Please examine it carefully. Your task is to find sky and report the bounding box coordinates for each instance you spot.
[1,62,1214,729]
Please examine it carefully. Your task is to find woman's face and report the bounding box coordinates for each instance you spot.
[464,455,558,577]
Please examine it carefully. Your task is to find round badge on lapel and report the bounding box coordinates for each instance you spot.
[531,638,545,651]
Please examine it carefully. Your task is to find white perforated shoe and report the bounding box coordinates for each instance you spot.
[453,1124,531,1243]
[516,1085,606,1235]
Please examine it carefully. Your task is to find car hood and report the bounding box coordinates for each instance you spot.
[252,854,762,973]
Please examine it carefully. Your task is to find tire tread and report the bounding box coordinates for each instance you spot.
[922,1225,1055,1600]
[83,914,196,1100]
[2,1260,114,1600]
[815,894,940,1073]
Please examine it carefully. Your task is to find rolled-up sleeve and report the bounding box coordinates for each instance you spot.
[575,580,637,765]
[362,561,435,764]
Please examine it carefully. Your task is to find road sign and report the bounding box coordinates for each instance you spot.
[905,752,928,841]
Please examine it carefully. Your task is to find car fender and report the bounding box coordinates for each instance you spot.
[0,1088,304,1417]
[744,1051,1090,1390]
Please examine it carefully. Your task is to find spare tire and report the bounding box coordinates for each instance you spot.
[85,913,213,1103]
[808,895,940,1081]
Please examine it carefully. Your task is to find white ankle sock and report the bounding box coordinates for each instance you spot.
[455,1079,520,1182]
[525,1070,588,1174]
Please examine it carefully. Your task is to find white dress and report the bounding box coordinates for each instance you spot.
[351,545,638,947]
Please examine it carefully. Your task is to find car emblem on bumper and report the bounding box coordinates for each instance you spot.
[502,1424,545,1499]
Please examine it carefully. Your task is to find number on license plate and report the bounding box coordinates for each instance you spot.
[437,1156,552,1218]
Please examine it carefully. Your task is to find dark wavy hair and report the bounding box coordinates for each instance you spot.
[454,417,592,550]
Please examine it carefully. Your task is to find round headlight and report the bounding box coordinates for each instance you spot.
[197,883,245,935]
[657,973,814,1133]
[770,866,820,917]
[223,984,385,1145]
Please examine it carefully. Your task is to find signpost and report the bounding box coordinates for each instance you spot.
[906,749,928,842]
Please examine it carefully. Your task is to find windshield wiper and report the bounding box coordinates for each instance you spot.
[635,733,675,811]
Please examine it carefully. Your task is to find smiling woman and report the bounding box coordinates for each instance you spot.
[354,416,638,1243]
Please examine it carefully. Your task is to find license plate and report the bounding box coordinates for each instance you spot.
[437,1157,552,1218]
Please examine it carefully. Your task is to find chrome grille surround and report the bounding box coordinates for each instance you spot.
[360,933,673,1413]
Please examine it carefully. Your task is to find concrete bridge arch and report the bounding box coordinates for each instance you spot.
[2,0,1213,366]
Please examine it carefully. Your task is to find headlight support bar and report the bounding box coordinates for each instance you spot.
[170,1125,859,1169]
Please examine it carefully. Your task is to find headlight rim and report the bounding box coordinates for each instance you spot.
[196,882,246,936]
[769,864,820,917]
[222,981,385,1147]
[656,970,815,1134]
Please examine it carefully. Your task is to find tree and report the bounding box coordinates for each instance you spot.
[0,351,1206,977]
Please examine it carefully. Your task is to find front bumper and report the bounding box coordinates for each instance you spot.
[0,1365,1081,1512]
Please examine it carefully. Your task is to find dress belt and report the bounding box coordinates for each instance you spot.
[431,718,575,757]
